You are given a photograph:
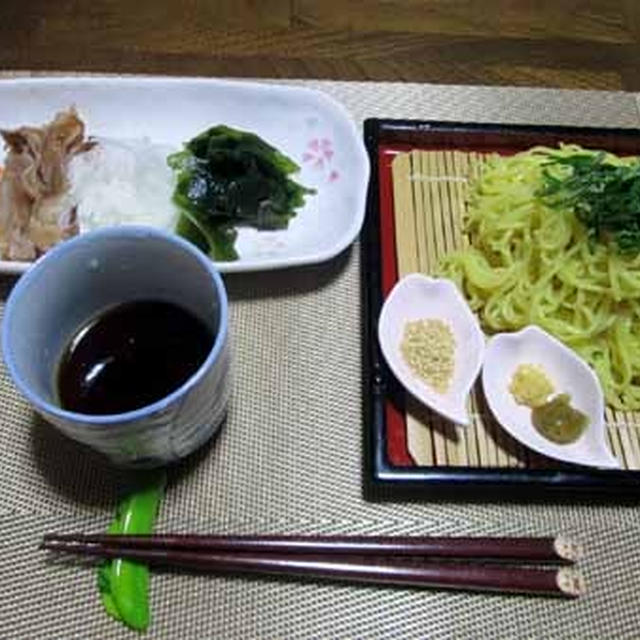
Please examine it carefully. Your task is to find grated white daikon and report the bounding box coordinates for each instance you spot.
[69,137,179,232]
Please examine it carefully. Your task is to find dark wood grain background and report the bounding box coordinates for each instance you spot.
[1,0,639,90]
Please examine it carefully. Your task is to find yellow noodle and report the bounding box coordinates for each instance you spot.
[439,145,640,410]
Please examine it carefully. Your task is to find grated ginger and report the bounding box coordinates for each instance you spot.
[400,318,455,394]
[509,364,554,408]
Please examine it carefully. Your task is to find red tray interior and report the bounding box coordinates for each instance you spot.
[377,128,640,467]
[377,145,413,466]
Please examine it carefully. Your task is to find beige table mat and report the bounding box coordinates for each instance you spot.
[1,74,640,640]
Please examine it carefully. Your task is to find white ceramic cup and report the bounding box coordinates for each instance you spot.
[2,226,231,467]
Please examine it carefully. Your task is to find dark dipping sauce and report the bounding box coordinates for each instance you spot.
[57,300,214,415]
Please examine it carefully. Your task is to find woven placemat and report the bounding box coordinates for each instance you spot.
[1,74,640,639]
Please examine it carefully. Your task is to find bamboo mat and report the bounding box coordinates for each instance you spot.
[2,74,640,640]
[390,149,640,471]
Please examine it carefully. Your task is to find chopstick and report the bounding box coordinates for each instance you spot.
[41,534,586,598]
[42,533,581,564]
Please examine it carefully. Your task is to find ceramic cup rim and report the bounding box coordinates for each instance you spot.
[1,225,229,426]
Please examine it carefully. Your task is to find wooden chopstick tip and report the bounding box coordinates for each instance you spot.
[40,537,83,552]
[40,539,62,552]
[556,568,587,598]
[553,535,584,563]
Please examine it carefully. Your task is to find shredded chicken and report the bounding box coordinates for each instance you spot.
[0,108,93,261]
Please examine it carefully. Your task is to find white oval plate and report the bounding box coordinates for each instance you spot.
[0,76,369,274]
[378,274,485,426]
[482,325,620,469]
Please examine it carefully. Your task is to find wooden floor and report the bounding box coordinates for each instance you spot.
[1,1,640,90]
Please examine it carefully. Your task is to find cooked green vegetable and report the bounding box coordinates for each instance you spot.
[97,518,125,622]
[169,125,315,260]
[540,148,640,252]
[97,471,166,631]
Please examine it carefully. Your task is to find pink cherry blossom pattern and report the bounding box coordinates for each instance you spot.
[302,137,339,183]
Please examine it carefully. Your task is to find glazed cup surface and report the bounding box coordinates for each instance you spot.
[2,226,231,467]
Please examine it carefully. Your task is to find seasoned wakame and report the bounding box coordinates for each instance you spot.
[169,125,315,260]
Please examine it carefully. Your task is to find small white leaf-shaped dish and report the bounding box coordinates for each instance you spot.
[378,274,484,426]
[482,325,620,469]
